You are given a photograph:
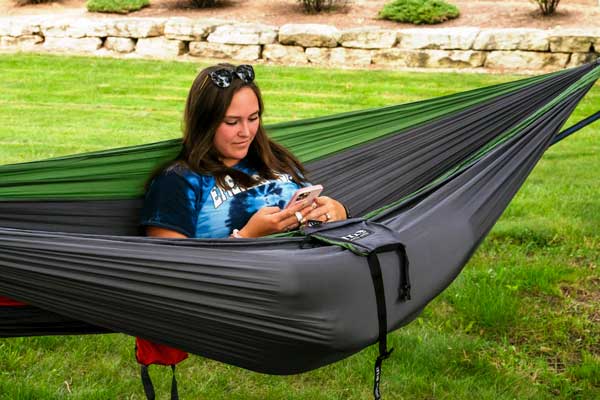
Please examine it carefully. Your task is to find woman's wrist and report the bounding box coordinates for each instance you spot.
[332,200,349,220]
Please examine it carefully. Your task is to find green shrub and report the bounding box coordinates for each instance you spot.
[298,0,347,13]
[190,0,220,7]
[86,0,149,14]
[531,0,561,15]
[379,0,460,25]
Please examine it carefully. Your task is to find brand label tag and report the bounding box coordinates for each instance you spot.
[341,229,372,242]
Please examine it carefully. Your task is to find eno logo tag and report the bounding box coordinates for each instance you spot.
[341,229,372,242]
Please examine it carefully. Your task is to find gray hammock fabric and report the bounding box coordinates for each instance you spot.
[0,61,598,376]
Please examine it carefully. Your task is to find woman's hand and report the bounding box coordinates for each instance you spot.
[303,196,348,223]
[238,200,313,238]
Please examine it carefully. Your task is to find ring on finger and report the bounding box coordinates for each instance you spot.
[294,211,303,223]
[325,212,331,221]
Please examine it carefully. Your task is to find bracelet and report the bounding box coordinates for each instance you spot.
[230,229,244,239]
[342,203,351,219]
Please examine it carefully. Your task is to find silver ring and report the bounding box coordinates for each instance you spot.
[325,213,331,221]
[295,211,303,223]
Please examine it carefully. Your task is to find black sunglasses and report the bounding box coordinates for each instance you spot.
[209,65,255,88]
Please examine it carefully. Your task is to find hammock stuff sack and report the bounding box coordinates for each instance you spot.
[0,61,599,390]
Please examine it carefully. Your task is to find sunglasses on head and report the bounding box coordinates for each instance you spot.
[209,65,255,88]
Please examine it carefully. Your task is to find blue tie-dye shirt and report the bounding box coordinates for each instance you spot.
[140,160,304,238]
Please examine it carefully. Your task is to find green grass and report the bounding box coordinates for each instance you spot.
[0,53,599,399]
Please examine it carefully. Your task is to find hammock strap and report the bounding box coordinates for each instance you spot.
[367,244,410,400]
[367,250,393,400]
[171,368,180,400]
[140,365,155,400]
[396,246,411,302]
[303,219,411,400]
[551,110,600,145]
[140,365,179,400]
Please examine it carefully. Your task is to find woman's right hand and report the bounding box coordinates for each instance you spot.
[238,201,312,238]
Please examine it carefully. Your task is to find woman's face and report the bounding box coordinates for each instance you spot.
[213,86,260,167]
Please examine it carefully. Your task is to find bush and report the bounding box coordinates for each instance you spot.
[379,0,460,25]
[531,0,561,15]
[14,0,56,6]
[190,0,220,7]
[86,0,149,14]
[298,0,347,13]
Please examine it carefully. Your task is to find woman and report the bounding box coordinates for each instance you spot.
[140,63,348,239]
[135,64,348,398]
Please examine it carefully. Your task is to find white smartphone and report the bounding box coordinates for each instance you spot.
[285,184,323,209]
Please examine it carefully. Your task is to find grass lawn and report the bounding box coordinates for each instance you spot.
[0,53,598,399]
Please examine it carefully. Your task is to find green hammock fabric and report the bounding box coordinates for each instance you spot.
[0,67,574,201]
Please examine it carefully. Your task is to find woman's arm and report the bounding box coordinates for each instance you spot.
[237,200,313,238]
[146,201,313,239]
[146,226,188,238]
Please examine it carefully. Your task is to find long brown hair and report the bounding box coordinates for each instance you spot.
[177,63,307,189]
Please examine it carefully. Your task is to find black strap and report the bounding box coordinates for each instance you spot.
[140,364,179,400]
[374,352,392,400]
[396,246,411,302]
[170,365,180,400]
[366,252,393,400]
[342,203,352,219]
[551,110,600,145]
[366,245,411,400]
[140,365,155,400]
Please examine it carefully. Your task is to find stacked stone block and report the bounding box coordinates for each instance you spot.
[0,16,598,72]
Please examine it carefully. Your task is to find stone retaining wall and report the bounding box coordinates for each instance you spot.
[1,16,599,71]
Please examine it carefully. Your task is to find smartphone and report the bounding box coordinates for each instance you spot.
[285,184,323,209]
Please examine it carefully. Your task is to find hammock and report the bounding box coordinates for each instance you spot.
[0,62,598,380]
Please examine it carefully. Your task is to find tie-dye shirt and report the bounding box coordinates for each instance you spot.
[140,160,305,238]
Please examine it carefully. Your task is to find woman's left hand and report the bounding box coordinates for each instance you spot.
[303,196,348,224]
